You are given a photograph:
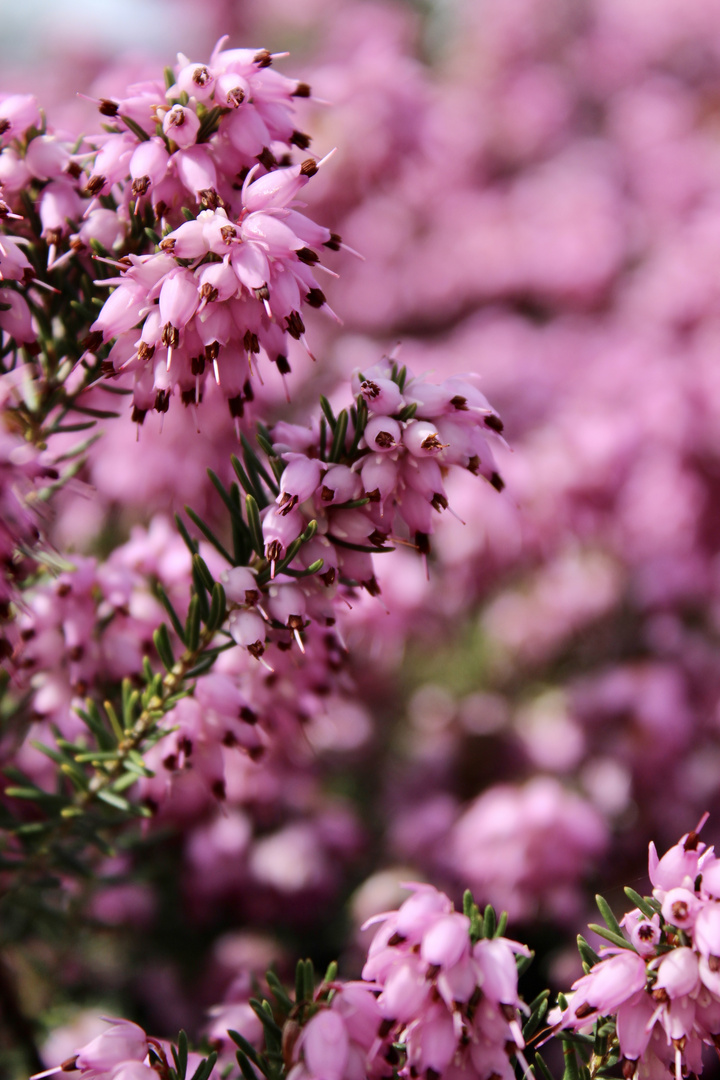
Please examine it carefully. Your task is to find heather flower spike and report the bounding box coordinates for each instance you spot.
[557,822,720,1080]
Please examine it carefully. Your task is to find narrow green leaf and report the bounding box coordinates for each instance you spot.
[245,494,264,556]
[176,1030,188,1080]
[70,404,120,419]
[96,789,131,811]
[189,1052,218,1080]
[303,959,314,1003]
[231,454,260,499]
[535,1053,555,1080]
[153,624,175,672]
[185,506,234,565]
[206,582,226,633]
[516,950,535,977]
[5,786,63,802]
[156,585,187,645]
[295,958,305,1003]
[73,750,120,763]
[174,512,199,555]
[185,595,201,652]
[329,408,348,462]
[319,395,336,431]
[324,960,338,984]
[191,562,211,623]
[587,924,633,951]
[241,433,278,498]
[482,904,496,939]
[396,401,418,422]
[577,935,600,969]
[228,1031,263,1069]
[595,895,623,937]
[183,654,218,679]
[266,970,292,1010]
[562,1039,581,1080]
[235,1050,260,1080]
[495,911,508,938]
[349,396,368,455]
[112,771,140,793]
[120,114,150,141]
[624,887,657,921]
[523,995,549,1040]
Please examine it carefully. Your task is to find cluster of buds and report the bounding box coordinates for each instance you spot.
[225,360,505,664]
[86,40,316,224]
[558,817,720,1080]
[267,360,503,566]
[288,983,389,1080]
[92,157,339,421]
[361,883,530,1080]
[9,518,190,734]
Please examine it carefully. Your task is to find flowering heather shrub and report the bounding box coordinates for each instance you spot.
[3,2,720,1079]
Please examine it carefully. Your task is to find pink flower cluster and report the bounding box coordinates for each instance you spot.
[252,360,504,595]
[92,159,338,421]
[80,42,342,420]
[559,823,720,1080]
[87,40,314,223]
[361,884,529,1080]
[7,517,191,764]
[288,984,387,1080]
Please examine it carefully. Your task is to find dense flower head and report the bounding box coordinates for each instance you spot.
[558,821,720,1080]
[91,169,338,421]
[85,40,316,223]
[361,883,531,1080]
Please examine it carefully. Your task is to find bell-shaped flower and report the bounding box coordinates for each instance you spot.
[276,454,324,514]
[474,938,524,1006]
[405,1002,457,1076]
[174,61,216,102]
[301,1009,349,1080]
[242,160,314,213]
[378,956,431,1023]
[25,135,70,180]
[228,609,266,654]
[74,1018,148,1072]
[355,374,404,416]
[616,992,655,1062]
[566,951,647,1022]
[0,288,35,342]
[162,104,201,148]
[363,415,401,454]
[221,566,259,605]
[649,837,704,895]
[661,888,701,932]
[420,912,471,970]
[403,420,447,457]
[158,268,199,330]
[320,465,361,505]
[174,144,217,194]
[0,93,41,140]
[654,948,699,999]
[693,903,720,961]
[129,139,170,192]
